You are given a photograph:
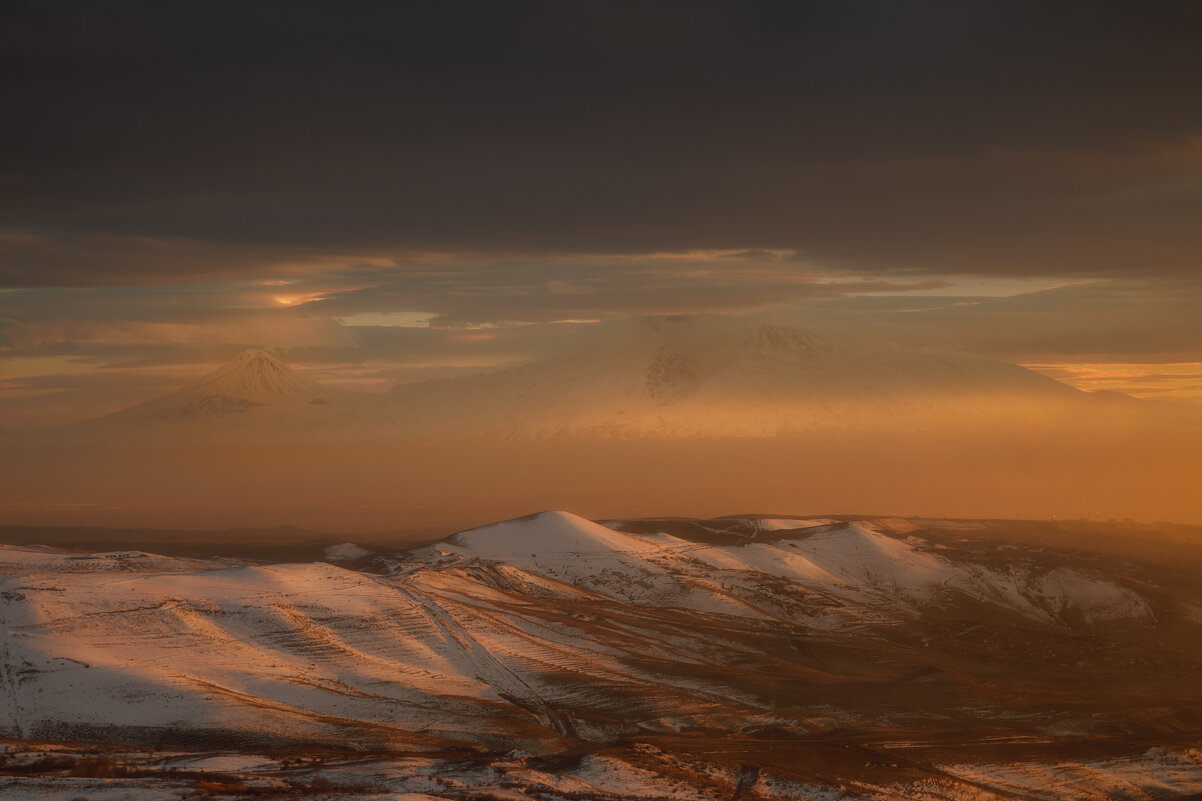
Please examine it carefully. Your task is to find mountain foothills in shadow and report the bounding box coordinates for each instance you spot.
[1,512,1201,799]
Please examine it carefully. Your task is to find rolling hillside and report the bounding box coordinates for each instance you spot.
[2,513,1201,799]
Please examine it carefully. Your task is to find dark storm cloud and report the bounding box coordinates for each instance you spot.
[0,232,353,289]
[3,0,1202,286]
[0,253,946,350]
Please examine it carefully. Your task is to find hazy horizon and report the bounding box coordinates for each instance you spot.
[0,314,1197,530]
[3,2,1200,531]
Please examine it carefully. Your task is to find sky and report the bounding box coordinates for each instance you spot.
[3,0,1202,430]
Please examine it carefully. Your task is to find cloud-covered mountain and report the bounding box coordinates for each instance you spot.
[384,316,1086,438]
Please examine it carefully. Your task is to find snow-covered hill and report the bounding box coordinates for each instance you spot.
[2,514,1197,744]
[2,513,1202,798]
[422,511,1156,627]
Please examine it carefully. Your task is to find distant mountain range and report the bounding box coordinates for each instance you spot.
[8,316,1198,529]
[46,317,1124,446]
[384,316,1085,437]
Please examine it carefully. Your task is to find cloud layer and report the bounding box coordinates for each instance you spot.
[3,1,1202,283]
[3,2,1201,429]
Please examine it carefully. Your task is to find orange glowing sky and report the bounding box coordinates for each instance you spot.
[2,3,1201,529]
[1024,362,1202,403]
[2,263,1202,430]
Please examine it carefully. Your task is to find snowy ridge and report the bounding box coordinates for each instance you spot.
[0,512,1200,800]
[0,544,234,574]
[432,511,1154,627]
[439,510,667,559]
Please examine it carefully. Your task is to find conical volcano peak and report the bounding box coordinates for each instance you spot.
[230,348,279,364]
[193,349,321,404]
[69,347,334,434]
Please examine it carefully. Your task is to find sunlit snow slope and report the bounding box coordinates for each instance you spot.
[2,512,1199,764]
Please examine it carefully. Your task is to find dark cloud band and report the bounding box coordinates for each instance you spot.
[3,1,1201,283]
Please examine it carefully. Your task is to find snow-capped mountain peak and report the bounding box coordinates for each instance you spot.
[63,349,340,442]
[117,349,327,426]
[188,349,322,405]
